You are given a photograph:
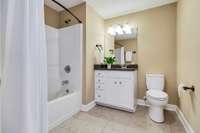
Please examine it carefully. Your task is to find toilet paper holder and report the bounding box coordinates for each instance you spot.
[183,85,195,92]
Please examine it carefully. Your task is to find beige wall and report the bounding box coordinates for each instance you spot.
[59,3,86,28]
[44,3,86,29]
[105,4,177,104]
[84,4,105,104]
[104,34,114,56]
[44,5,60,28]
[177,0,200,132]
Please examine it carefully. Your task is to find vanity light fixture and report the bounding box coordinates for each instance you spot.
[108,27,116,36]
[107,24,134,36]
[115,25,124,35]
[123,24,132,34]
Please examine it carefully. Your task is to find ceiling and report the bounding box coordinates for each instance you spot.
[45,0,177,19]
[44,0,85,11]
[87,0,177,19]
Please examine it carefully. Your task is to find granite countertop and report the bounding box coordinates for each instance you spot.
[94,64,138,71]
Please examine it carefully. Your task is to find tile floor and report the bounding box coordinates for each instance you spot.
[49,105,186,133]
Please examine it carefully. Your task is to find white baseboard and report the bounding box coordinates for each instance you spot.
[48,108,80,131]
[137,99,149,107]
[137,99,176,111]
[165,104,177,112]
[137,99,194,133]
[175,107,195,133]
[81,101,96,112]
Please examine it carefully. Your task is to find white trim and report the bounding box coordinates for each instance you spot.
[137,99,149,107]
[48,108,80,131]
[137,99,194,133]
[81,101,96,112]
[175,107,195,133]
[137,99,176,111]
[165,104,177,111]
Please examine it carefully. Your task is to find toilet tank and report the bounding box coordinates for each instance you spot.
[146,74,164,90]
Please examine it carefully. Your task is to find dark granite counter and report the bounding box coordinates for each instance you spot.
[94,64,138,71]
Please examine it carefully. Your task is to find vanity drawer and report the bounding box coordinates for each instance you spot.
[95,78,104,84]
[106,71,134,80]
[95,84,104,90]
[95,90,105,103]
[95,71,105,78]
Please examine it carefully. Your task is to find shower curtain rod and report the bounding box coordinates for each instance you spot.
[52,0,82,23]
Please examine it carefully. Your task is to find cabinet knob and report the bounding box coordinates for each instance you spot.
[114,81,117,84]
[119,81,122,84]
[98,95,101,98]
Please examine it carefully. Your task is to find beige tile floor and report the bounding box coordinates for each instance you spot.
[49,105,186,133]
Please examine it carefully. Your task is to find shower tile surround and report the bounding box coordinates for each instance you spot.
[47,24,83,129]
[46,25,60,101]
[46,25,82,101]
[49,106,186,133]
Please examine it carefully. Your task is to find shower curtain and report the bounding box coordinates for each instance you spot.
[0,0,48,133]
[0,1,2,133]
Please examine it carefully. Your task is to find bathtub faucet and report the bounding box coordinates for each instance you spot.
[62,80,69,86]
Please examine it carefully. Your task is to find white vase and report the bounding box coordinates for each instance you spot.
[107,64,111,69]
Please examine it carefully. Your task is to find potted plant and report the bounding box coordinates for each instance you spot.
[104,56,116,69]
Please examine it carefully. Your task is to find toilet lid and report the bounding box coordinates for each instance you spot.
[147,90,168,100]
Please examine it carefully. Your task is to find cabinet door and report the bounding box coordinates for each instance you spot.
[105,78,119,106]
[117,79,133,109]
[95,70,135,110]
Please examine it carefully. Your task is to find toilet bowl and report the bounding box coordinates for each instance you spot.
[146,90,168,122]
[146,74,168,123]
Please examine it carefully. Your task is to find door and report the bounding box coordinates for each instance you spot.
[105,77,119,106]
[117,79,133,109]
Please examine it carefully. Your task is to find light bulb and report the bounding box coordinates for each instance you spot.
[123,24,132,34]
[107,27,116,36]
[115,25,123,35]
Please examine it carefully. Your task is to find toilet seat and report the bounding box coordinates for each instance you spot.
[147,90,168,101]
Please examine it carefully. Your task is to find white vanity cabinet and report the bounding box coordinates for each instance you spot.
[95,70,137,112]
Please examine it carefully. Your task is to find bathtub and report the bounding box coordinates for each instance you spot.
[48,90,81,130]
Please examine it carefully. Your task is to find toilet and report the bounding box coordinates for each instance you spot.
[146,74,168,123]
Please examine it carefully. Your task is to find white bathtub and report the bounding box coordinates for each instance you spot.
[48,90,81,130]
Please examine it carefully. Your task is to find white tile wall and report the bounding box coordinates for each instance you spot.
[59,25,82,93]
[46,24,83,101]
[46,26,60,101]
[47,44,59,66]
